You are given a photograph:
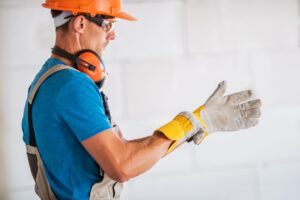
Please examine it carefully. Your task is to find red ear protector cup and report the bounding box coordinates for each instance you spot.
[76,49,106,87]
[51,46,107,89]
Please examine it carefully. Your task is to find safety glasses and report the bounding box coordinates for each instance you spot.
[83,14,116,33]
[65,14,116,33]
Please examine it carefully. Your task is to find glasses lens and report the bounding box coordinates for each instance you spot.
[83,14,116,33]
[102,20,116,33]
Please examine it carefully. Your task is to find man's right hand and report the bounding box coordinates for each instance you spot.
[192,81,262,144]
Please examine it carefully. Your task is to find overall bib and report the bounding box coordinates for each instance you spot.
[26,64,123,200]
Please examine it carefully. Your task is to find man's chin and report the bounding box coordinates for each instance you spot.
[96,48,104,56]
[97,43,109,55]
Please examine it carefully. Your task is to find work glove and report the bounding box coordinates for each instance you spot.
[192,81,261,144]
[156,81,261,155]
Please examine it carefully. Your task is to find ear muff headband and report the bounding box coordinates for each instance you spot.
[51,46,106,89]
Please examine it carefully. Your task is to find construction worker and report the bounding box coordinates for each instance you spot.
[21,0,262,199]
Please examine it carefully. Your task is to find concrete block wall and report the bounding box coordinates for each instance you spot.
[0,0,299,199]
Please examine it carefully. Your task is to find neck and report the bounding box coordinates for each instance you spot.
[51,32,81,67]
[51,54,73,67]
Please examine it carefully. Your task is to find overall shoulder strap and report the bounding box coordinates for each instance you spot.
[28,65,77,104]
[100,92,112,125]
[28,64,77,147]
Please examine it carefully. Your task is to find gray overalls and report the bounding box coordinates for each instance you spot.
[26,65,123,200]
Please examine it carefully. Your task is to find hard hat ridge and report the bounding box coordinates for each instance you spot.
[42,0,136,21]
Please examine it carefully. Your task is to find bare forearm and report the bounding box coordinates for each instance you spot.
[82,129,172,182]
[121,132,172,179]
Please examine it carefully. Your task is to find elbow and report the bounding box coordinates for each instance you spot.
[115,175,128,183]
[107,165,130,183]
[115,166,130,183]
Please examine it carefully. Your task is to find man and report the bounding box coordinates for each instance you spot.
[22,0,262,199]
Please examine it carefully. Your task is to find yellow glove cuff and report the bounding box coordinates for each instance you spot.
[157,114,194,141]
[157,112,202,155]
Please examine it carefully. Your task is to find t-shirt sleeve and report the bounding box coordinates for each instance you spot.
[57,75,112,142]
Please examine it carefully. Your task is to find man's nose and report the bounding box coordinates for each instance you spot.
[106,30,116,40]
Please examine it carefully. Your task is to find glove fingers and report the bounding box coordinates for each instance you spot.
[242,108,261,119]
[206,81,227,103]
[227,90,252,104]
[237,99,262,110]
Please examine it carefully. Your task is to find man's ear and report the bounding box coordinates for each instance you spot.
[72,15,86,33]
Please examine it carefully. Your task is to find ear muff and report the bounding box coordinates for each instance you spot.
[76,49,106,86]
[51,46,107,89]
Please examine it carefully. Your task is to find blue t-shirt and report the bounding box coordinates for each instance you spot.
[22,58,112,199]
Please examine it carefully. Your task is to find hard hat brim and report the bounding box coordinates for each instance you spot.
[114,11,137,21]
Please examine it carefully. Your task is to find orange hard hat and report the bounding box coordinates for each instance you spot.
[42,0,136,21]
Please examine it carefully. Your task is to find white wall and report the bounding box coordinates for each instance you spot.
[0,0,300,199]
[0,7,8,200]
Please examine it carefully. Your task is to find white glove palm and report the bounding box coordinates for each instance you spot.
[193,81,261,144]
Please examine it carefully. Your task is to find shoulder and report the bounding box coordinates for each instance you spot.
[52,68,102,111]
[58,68,99,94]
